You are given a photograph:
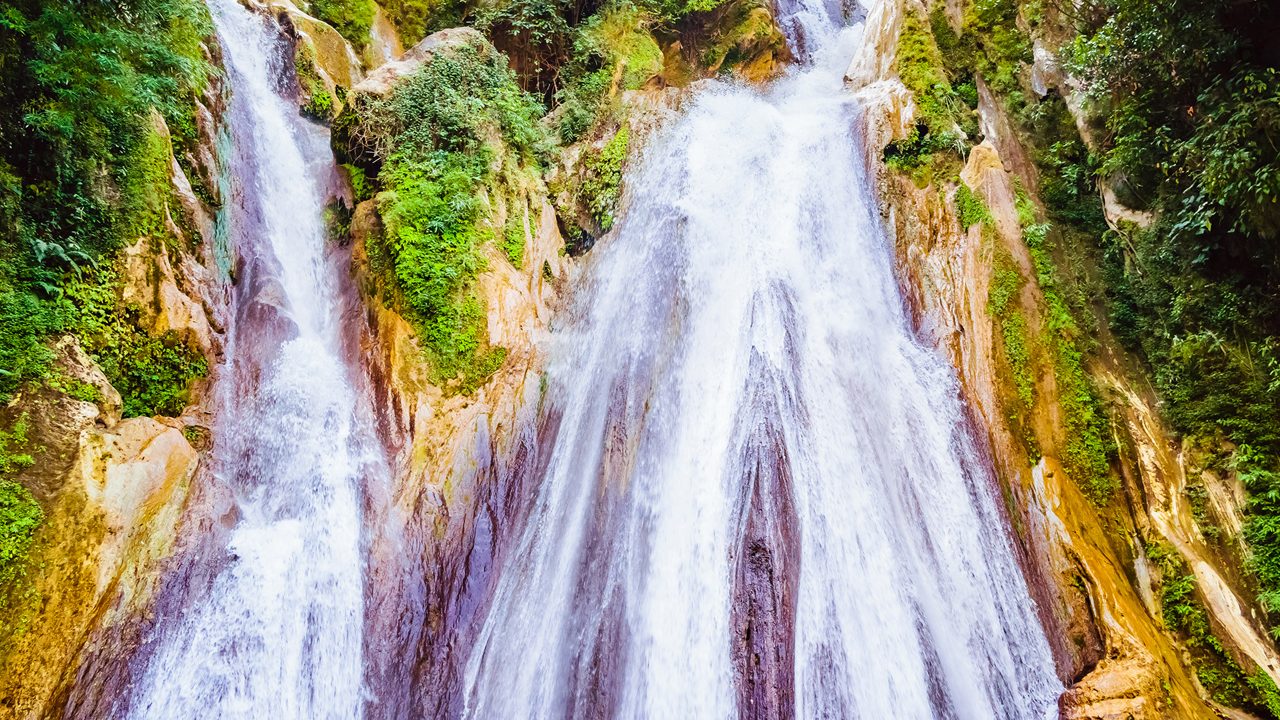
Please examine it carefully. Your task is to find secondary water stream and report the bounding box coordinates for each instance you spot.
[116,0,388,717]
[460,1,1063,717]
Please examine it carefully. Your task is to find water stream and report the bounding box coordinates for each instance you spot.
[119,1,388,717]
[96,0,1064,715]
[461,2,1063,718]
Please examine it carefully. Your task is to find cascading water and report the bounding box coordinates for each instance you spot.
[462,1,1063,717]
[118,0,387,717]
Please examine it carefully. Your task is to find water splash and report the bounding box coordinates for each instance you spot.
[462,2,1062,717]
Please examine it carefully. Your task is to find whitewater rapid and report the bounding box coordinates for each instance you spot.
[461,1,1063,718]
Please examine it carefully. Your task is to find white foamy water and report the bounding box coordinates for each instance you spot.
[122,1,385,717]
[462,1,1063,717]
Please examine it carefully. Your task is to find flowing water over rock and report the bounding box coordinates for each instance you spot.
[461,4,1063,718]
[117,0,388,716]
[66,0,1064,715]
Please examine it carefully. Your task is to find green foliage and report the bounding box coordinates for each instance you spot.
[941,0,1280,644]
[1001,312,1033,409]
[555,67,613,144]
[45,373,101,404]
[642,0,729,20]
[310,0,375,46]
[1072,5,1280,600]
[987,249,1037,457]
[65,268,207,418]
[1148,541,1280,716]
[296,43,337,122]
[579,6,663,90]
[0,480,40,594]
[0,0,214,400]
[355,40,547,162]
[700,4,782,75]
[375,151,492,380]
[1167,69,1280,240]
[580,125,629,231]
[1238,449,1280,615]
[1064,0,1280,523]
[1013,189,1115,502]
[343,163,374,202]
[324,199,354,245]
[380,0,466,44]
[0,416,34,478]
[0,415,41,594]
[552,4,663,143]
[349,36,545,390]
[929,0,1031,117]
[959,0,1030,101]
[884,9,972,173]
[503,211,527,269]
[955,183,992,230]
[476,0,575,100]
[0,271,63,400]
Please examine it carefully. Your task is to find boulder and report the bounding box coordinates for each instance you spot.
[353,27,486,98]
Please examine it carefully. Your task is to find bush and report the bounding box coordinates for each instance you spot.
[349,36,546,390]
[1065,0,1280,475]
[552,4,664,143]
[1148,540,1280,717]
[955,182,992,230]
[502,211,526,269]
[380,0,466,44]
[64,267,207,418]
[883,9,973,175]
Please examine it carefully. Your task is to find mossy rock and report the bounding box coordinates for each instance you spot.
[701,4,788,80]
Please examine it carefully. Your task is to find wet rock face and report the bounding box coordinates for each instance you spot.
[346,178,568,717]
[731,401,800,720]
[0,410,199,718]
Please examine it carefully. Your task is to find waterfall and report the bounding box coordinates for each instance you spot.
[461,2,1062,717]
[118,0,387,717]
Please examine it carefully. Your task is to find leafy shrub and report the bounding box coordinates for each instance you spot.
[552,4,664,142]
[380,0,466,44]
[310,0,375,46]
[883,9,973,174]
[1148,540,1280,716]
[348,36,546,390]
[503,211,527,269]
[0,0,214,399]
[955,183,991,230]
[0,480,40,592]
[578,5,663,90]
[579,124,629,231]
[65,267,207,418]
[296,43,337,122]
[476,0,576,100]
[1064,0,1280,504]
[1010,190,1115,501]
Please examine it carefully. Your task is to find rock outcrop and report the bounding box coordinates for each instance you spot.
[352,26,485,98]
